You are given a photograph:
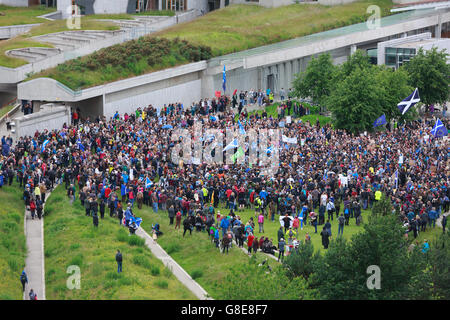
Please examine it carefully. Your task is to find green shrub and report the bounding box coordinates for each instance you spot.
[166,243,180,254]
[190,269,203,280]
[70,243,80,250]
[162,266,173,279]
[7,258,19,272]
[154,279,168,289]
[68,253,83,268]
[150,265,160,276]
[132,255,151,269]
[116,229,128,242]
[127,235,145,247]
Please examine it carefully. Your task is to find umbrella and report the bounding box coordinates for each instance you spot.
[162,125,173,129]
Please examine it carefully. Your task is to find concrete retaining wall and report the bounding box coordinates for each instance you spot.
[12,104,71,138]
[0,24,41,40]
[0,0,29,6]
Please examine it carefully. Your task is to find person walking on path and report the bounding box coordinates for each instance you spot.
[29,289,37,300]
[20,270,28,292]
[116,249,123,273]
[442,214,447,233]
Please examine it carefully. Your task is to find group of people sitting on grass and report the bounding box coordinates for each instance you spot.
[0,91,448,261]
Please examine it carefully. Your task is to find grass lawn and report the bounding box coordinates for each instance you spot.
[0,37,54,68]
[135,204,278,299]
[153,1,393,56]
[43,186,197,300]
[0,5,54,27]
[0,103,16,119]
[0,183,27,300]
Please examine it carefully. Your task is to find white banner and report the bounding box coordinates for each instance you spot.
[282,135,298,144]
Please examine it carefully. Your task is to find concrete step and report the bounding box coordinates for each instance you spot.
[6,51,41,62]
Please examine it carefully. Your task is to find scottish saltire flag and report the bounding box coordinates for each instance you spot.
[145,177,153,189]
[373,114,387,127]
[41,140,49,152]
[238,120,246,135]
[130,216,142,228]
[431,118,448,138]
[222,65,226,92]
[266,145,273,154]
[223,139,239,152]
[231,147,244,163]
[395,169,398,189]
[398,88,420,115]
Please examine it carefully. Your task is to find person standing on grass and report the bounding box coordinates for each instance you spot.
[258,212,264,233]
[442,214,447,233]
[117,201,123,225]
[278,238,286,262]
[321,226,330,249]
[116,249,123,273]
[20,270,28,292]
[175,210,182,229]
[338,213,345,236]
[247,232,255,255]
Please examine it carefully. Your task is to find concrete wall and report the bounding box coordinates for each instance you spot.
[318,0,357,5]
[0,24,40,40]
[0,0,29,6]
[188,0,209,13]
[12,104,71,139]
[67,95,103,120]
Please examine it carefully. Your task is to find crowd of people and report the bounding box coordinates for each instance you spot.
[1,90,449,272]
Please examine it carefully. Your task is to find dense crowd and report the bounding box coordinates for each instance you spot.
[1,92,449,261]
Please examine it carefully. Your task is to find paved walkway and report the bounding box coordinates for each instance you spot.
[135,227,212,300]
[23,192,48,300]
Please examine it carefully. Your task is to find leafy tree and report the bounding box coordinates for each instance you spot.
[403,46,450,107]
[217,257,317,300]
[427,232,450,299]
[375,66,416,122]
[283,241,321,280]
[326,65,383,133]
[292,53,336,107]
[371,194,393,216]
[335,49,372,78]
[312,215,427,299]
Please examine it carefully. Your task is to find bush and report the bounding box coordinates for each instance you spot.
[116,229,128,242]
[190,269,203,280]
[7,258,19,272]
[132,255,151,269]
[165,243,180,254]
[154,279,168,289]
[127,235,145,247]
[162,266,173,279]
[151,266,160,276]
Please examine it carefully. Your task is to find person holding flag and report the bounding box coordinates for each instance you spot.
[431,118,448,138]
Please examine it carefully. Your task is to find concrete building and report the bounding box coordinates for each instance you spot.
[0,0,40,6]
[17,8,450,123]
[376,32,450,67]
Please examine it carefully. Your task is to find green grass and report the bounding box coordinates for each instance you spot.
[0,104,16,119]
[153,1,393,57]
[0,5,54,27]
[43,186,196,300]
[26,17,119,37]
[24,1,393,87]
[0,37,53,68]
[0,184,27,300]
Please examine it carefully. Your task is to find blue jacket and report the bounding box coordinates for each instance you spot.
[220,218,230,230]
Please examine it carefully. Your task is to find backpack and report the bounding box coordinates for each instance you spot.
[20,274,26,282]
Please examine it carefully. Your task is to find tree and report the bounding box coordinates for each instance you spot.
[403,46,450,107]
[427,232,450,299]
[283,241,321,280]
[292,53,336,107]
[371,193,393,216]
[217,257,317,300]
[326,65,383,133]
[375,66,416,122]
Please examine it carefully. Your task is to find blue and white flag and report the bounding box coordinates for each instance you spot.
[398,88,420,115]
[222,65,226,93]
[394,169,398,189]
[223,139,239,152]
[431,118,448,138]
[130,216,142,228]
[266,145,273,154]
[145,177,153,189]
[373,114,387,127]
[238,120,246,135]
[41,140,49,153]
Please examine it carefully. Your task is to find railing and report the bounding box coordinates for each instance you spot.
[55,81,82,97]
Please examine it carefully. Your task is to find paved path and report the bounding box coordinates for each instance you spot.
[23,192,48,300]
[135,227,212,300]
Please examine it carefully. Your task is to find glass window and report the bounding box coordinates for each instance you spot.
[386,47,396,54]
[386,54,396,66]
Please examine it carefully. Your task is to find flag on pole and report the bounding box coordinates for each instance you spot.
[395,169,398,189]
[145,177,153,189]
[211,191,214,205]
[431,118,448,138]
[222,65,226,93]
[397,88,420,115]
[231,147,244,163]
[373,114,387,127]
[238,120,246,135]
[223,139,239,152]
[41,140,49,153]
[266,145,273,154]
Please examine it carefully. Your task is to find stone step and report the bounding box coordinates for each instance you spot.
[7,51,41,62]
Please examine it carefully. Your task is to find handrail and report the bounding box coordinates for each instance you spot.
[55,81,82,97]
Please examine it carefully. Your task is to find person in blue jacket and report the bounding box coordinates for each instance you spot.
[428,207,437,228]
[20,270,28,292]
[220,216,230,237]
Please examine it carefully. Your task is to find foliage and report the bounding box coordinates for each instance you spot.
[427,232,450,299]
[371,194,393,217]
[403,46,450,107]
[29,37,212,89]
[283,241,321,280]
[293,53,335,107]
[217,257,317,300]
